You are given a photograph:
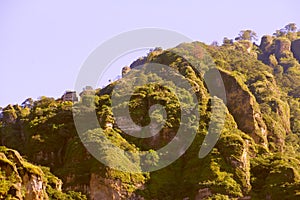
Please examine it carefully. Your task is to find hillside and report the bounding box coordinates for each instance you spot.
[1,24,300,199]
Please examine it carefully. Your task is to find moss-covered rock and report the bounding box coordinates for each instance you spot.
[218,69,268,148]
[0,146,85,200]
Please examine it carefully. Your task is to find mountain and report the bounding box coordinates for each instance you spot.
[1,24,300,199]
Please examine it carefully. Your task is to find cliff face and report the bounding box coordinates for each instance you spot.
[218,70,268,147]
[258,35,274,65]
[291,39,300,62]
[274,38,291,60]
[0,146,87,199]
[0,147,57,199]
[89,174,119,200]
[258,35,300,72]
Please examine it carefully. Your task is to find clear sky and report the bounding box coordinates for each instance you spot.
[0,0,299,107]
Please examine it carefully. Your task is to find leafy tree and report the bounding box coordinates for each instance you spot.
[222,37,233,45]
[273,23,298,39]
[235,30,258,41]
[285,23,297,33]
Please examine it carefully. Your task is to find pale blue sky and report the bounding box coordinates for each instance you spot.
[0,0,299,107]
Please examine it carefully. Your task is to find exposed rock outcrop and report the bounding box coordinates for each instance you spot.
[1,105,18,124]
[274,38,291,60]
[258,35,274,65]
[121,66,131,77]
[291,39,300,62]
[195,188,212,200]
[0,146,71,200]
[258,36,296,68]
[0,147,48,199]
[90,174,120,200]
[23,173,45,200]
[89,173,144,200]
[218,70,268,147]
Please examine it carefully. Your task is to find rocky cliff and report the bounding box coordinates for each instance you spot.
[0,146,86,199]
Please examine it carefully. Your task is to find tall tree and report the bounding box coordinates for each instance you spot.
[235,30,258,41]
[285,23,297,33]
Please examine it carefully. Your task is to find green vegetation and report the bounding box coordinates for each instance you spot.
[235,30,258,41]
[1,23,300,199]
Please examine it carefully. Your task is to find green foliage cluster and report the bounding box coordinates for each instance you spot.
[235,30,258,41]
[0,169,19,198]
[46,185,87,200]
[273,23,300,41]
[250,153,300,199]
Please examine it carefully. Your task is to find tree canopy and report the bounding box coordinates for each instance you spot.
[235,30,258,41]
